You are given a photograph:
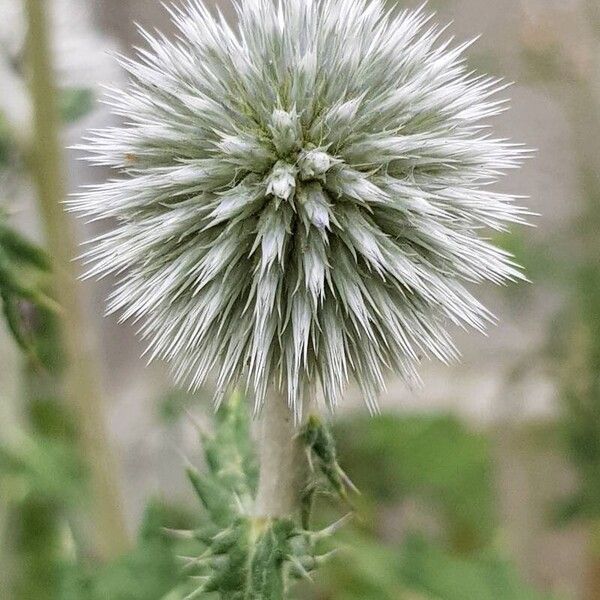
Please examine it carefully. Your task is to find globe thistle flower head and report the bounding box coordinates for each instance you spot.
[72,0,530,418]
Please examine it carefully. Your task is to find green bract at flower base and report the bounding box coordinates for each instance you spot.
[72,0,529,419]
[172,392,352,600]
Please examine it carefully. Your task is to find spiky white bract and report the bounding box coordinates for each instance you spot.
[72,0,529,418]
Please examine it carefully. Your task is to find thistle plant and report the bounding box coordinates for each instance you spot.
[171,392,348,599]
[73,0,528,596]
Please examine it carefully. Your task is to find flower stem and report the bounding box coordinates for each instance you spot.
[255,391,310,519]
[24,0,128,560]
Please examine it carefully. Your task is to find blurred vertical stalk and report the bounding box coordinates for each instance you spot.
[24,0,128,560]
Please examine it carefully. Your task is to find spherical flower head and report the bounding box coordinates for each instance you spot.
[72,0,530,417]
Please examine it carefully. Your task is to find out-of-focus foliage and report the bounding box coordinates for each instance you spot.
[335,413,495,551]
[314,532,555,600]
[519,6,600,543]
[310,530,422,600]
[0,112,11,165]
[59,87,94,123]
[494,229,561,289]
[0,85,93,174]
[0,216,58,360]
[303,413,557,600]
[2,332,74,599]
[554,169,600,526]
[0,432,83,505]
[399,536,553,600]
[0,108,53,353]
[61,501,195,600]
[158,389,201,425]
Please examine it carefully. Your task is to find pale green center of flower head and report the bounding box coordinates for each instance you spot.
[265,108,336,223]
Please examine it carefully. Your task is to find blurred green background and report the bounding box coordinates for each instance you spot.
[1,0,600,598]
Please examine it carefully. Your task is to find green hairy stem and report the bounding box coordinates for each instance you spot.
[255,393,310,519]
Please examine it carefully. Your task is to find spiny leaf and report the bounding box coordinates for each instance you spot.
[245,519,294,600]
[301,414,358,503]
[186,466,237,528]
[201,390,258,499]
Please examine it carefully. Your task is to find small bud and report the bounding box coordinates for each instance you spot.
[266,161,297,201]
[299,149,332,180]
[298,183,331,231]
[301,414,358,502]
[270,108,300,156]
